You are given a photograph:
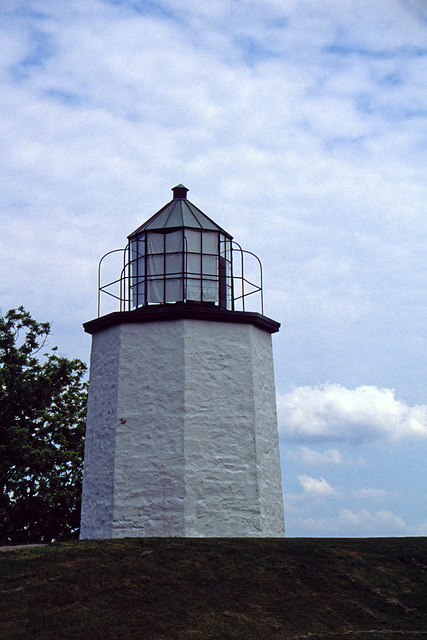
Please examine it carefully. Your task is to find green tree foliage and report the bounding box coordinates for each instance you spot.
[0,307,87,544]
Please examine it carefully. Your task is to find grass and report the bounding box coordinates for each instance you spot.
[0,537,426,639]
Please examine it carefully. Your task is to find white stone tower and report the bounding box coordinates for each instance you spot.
[80,185,284,538]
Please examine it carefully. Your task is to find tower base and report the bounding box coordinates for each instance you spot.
[80,309,284,538]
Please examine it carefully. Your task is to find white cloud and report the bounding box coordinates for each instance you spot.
[288,446,344,466]
[352,487,392,501]
[290,508,416,537]
[278,384,427,442]
[298,474,339,498]
[337,509,411,535]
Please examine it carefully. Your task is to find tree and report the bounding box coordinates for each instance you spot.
[0,307,87,544]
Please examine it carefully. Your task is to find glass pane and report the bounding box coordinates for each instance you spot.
[186,253,201,275]
[130,284,138,309]
[186,278,201,301]
[165,278,183,302]
[138,256,145,276]
[137,281,145,306]
[185,229,201,253]
[166,253,183,275]
[138,237,145,257]
[130,282,145,309]
[147,278,164,303]
[165,230,183,253]
[202,231,218,254]
[226,284,232,308]
[147,254,164,275]
[147,232,164,254]
[130,239,138,261]
[225,238,232,262]
[202,278,218,302]
[202,255,217,276]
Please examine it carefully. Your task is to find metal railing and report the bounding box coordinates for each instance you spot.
[97,241,263,317]
[231,242,263,315]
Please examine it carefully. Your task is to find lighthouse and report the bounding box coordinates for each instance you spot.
[80,185,284,538]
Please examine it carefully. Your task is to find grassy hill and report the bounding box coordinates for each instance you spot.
[1,537,426,640]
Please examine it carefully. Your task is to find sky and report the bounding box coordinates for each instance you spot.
[1,0,427,537]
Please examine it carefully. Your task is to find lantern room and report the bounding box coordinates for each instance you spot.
[97,184,264,317]
[128,184,233,309]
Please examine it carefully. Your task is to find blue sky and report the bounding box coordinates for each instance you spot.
[1,0,426,536]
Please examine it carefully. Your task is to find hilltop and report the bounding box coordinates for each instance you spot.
[1,537,426,639]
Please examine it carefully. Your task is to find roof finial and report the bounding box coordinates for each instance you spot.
[172,184,189,200]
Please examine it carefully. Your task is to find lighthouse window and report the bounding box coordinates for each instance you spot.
[165,253,182,275]
[137,281,145,304]
[185,278,201,301]
[130,241,138,261]
[201,232,218,254]
[202,254,217,276]
[165,278,183,302]
[137,256,145,276]
[147,277,164,304]
[220,235,231,261]
[165,230,183,253]
[186,253,201,274]
[202,277,218,303]
[185,229,201,253]
[147,232,164,254]
[147,254,163,275]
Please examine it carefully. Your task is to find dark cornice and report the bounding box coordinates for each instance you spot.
[83,303,280,335]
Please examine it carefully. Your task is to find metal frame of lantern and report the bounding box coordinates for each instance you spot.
[97,240,264,318]
[128,227,233,310]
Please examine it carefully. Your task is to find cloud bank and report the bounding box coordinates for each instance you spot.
[290,508,427,537]
[278,383,427,442]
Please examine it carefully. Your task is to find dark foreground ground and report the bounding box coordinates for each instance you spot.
[0,537,426,640]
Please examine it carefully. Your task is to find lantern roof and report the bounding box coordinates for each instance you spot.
[128,184,232,239]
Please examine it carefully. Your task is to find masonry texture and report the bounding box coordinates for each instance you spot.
[80,318,284,538]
